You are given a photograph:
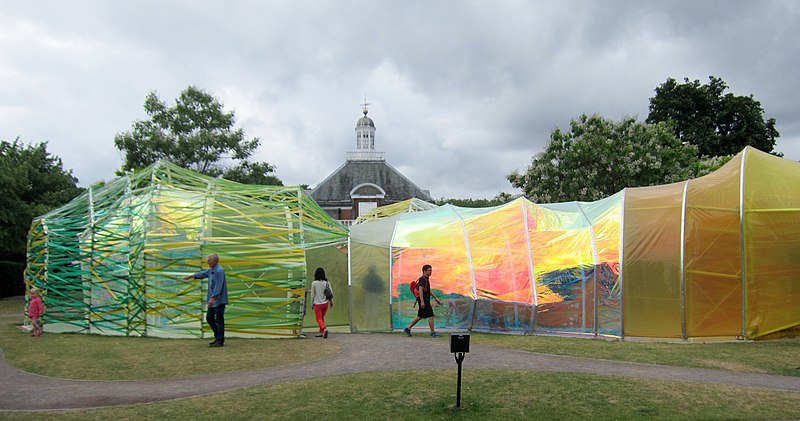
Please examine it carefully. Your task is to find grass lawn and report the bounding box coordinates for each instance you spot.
[2,296,800,419]
[470,332,800,377]
[2,370,800,420]
[0,297,340,380]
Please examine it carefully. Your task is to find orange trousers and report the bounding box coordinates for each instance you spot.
[314,302,329,332]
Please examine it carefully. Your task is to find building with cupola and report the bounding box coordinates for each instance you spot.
[309,103,433,224]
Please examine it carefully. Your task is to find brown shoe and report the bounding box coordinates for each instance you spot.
[323,330,329,339]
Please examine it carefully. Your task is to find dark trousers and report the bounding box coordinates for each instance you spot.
[207,304,225,343]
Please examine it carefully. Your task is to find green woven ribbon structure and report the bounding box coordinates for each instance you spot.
[25,161,348,338]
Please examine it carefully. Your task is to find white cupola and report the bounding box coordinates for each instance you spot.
[348,99,384,161]
[355,106,376,150]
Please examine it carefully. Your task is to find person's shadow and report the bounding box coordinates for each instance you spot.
[361,265,385,325]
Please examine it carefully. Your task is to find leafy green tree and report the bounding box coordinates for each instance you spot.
[222,161,283,186]
[690,154,735,177]
[507,114,701,203]
[646,76,779,156]
[0,138,83,261]
[114,86,282,184]
[436,192,518,207]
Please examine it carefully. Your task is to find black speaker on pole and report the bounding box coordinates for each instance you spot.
[450,333,470,353]
[450,333,470,407]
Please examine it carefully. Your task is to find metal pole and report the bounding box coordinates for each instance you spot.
[739,148,748,339]
[455,352,465,407]
[680,180,689,340]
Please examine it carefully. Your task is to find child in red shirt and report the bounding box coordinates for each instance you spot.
[28,288,44,337]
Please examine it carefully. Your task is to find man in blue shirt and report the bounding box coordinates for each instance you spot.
[184,253,228,347]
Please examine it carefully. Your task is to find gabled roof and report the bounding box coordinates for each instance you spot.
[310,160,433,203]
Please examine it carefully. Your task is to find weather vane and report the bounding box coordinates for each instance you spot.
[360,93,370,115]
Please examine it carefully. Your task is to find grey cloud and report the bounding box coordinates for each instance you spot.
[2,1,799,199]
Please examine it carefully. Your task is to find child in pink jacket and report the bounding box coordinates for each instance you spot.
[28,288,44,337]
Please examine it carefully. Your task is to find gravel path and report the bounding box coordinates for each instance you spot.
[2,332,799,411]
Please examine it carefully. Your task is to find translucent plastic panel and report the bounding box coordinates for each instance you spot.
[743,149,800,338]
[126,191,149,335]
[88,180,133,336]
[350,214,400,248]
[304,245,349,330]
[593,263,621,336]
[529,202,596,334]
[391,246,471,330]
[40,193,92,333]
[465,201,533,303]
[145,187,204,338]
[580,193,623,336]
[533,262,595,334]
[684,155,742,337]
[460,202,533,333]
[471,299,533,332]
[209,191,306,337]
[348,242,392,332]
[391,206,474,330]
[623,183,685,338]
[348,216,398,330]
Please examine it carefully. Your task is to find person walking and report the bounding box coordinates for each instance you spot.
[404,264,442,337]
[27,288,44,337]
[310,267,333,338]
[184,253,228,347]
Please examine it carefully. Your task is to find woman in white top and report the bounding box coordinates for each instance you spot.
[310,267,333,338]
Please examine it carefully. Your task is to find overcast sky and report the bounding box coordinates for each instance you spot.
[2,1,799,199]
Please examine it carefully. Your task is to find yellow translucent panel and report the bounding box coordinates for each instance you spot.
[743,149,800,338]
[348,243,392,332]
[305,246,349,329]
[354,198,437,224]
[684,155,743,337]
[623,183,685,338]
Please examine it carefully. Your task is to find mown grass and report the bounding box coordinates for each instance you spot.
[2,370,800,420]
[0,297,340,380]
[1,296,799,379]
[0,296,24,316]
[2,296,800,419]
[471,332,800,377]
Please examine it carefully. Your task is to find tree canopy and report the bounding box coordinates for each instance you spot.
[507,114,704,203]
[0,139,83,261]
[436,192,518,208]
[222,161,283,186]
[646,76,779,156]
[114,86,282,184]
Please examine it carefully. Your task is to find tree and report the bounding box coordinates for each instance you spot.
[0,138,83,261]
[646,76,779,156]
[435,192,518,208]
[114,86,282,184]
[507,114,701,203]
[222,161,283,186]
